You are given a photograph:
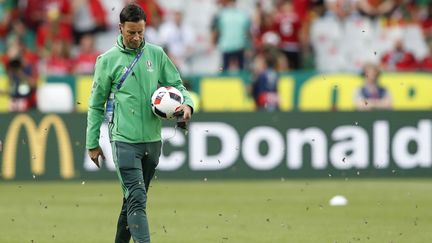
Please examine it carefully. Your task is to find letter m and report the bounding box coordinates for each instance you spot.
[2,114,74,179]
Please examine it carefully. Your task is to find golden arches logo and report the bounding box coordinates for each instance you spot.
[2,114,74,179]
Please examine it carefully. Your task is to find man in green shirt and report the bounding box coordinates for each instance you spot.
[86,4,194,243]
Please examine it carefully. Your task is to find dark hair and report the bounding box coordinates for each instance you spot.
[8,58,22,70]
[120,4,147,23]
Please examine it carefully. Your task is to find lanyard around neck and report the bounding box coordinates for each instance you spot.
[116,49,144,91]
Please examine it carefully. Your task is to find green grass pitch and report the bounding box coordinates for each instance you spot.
[1,179,432,243]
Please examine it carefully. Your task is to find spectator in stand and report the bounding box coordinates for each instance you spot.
[35,2,73,59]
[43,40,73,76]
[19,0,73,31]
[251,3,290,72]
[72,0,108,44]
[310,0,348,72]
[252,2,279,53]
[3,38,38,112]
[73,34,100,75]
[159,10,196,75]
[274,0,305,70]
[17,0,45,30]
[354,63,392,111]
[211,0,252,72]
[47,0,73,26]
[6,18,36,51]
[250,53,279,111]
[3,35,39,80]
[419,41,432,71]
[381,38,418,71]
[0,0,13,53]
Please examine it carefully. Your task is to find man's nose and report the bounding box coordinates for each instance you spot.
[133,33,141,40]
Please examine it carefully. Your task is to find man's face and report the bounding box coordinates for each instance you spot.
[120,20,145,49]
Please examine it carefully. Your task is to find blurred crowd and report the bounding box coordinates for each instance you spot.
[308,0,432,73]
[0,0,431,112]
[0,0,165,111]
[212,0,432,74]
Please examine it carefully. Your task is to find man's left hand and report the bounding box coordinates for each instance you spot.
[176,104,192,121]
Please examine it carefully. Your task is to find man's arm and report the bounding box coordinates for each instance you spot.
[86,55,112,157]
[158,48,195,118]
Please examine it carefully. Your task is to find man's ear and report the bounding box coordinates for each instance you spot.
[118,24,122,34]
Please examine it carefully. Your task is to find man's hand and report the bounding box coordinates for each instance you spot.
[173,105,192,130]
[88,146,105,168]
[175,104,192,121]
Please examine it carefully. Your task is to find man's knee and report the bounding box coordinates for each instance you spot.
[126,186,147,214]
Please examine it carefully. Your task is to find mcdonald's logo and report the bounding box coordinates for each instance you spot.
[1,114,74,179]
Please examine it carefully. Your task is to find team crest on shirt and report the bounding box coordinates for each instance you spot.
[146,60,154,72]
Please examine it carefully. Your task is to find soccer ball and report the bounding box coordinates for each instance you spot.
[151,86,184,119]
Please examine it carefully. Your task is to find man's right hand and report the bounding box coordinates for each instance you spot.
[88,146,105,168]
